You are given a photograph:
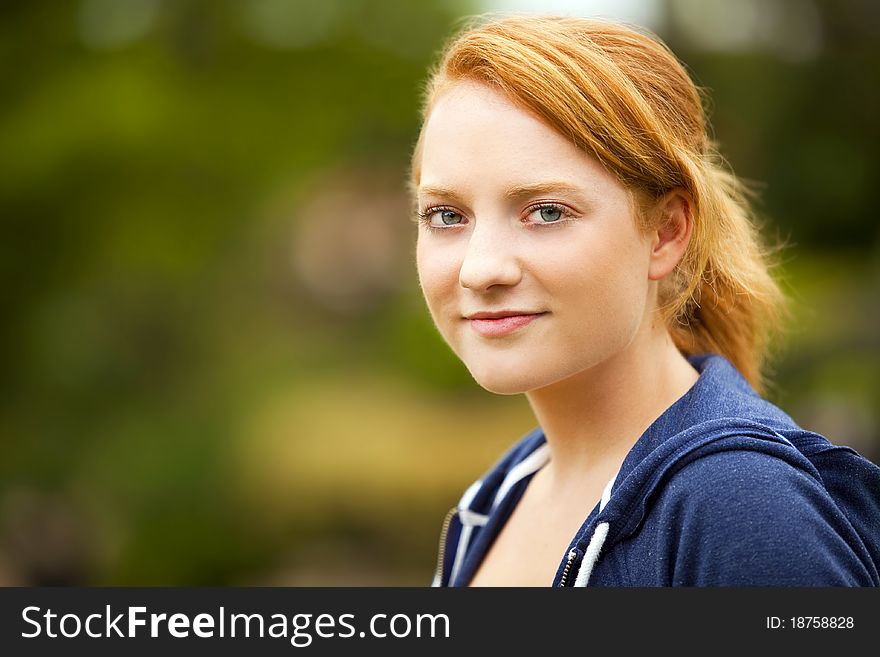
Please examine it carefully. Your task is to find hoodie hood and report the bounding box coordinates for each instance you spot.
[434,354,880,587]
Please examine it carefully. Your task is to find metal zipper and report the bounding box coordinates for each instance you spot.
[433,506,458,586]
[557,548,579,587]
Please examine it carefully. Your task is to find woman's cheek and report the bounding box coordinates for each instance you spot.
[416,245,459,313]
[555,244,646,343]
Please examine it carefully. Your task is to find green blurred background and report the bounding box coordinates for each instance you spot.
[1,0,878,585]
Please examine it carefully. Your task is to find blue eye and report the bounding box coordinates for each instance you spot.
[527,204,567,224]
[538,206,562,222]
[419,206,465,229]
[440,210,463,225]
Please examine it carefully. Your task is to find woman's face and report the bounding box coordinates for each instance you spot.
[415,81,657,394]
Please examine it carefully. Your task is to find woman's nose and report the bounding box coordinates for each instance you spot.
[458,221,522,291]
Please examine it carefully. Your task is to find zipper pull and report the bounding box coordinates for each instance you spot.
[557,547,583,587]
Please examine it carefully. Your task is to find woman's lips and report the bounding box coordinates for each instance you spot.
[468,313,545,337]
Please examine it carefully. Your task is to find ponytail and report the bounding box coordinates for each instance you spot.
[664,153,786,393]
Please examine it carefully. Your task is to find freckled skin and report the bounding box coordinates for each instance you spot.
[415,81,656,395]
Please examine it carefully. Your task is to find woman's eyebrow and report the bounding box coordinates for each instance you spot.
[417,185,462,200]
[418,182,584,200]
[502,181,584,199]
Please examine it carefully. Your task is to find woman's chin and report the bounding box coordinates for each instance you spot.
[467,366,546,396]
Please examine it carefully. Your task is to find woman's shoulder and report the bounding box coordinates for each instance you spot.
[661,446,834,513]
[649,448,879,585]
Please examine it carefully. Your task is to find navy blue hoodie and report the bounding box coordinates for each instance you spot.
[432,354,880,586]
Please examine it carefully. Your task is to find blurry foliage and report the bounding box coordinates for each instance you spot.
[668,0,880,247]
[0,0,878,585]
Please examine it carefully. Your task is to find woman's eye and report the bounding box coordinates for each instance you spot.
[528,205,565,223]
[439,210,463,225]
[421,207,465,227]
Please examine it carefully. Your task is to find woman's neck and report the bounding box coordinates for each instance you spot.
[524,319,699,492]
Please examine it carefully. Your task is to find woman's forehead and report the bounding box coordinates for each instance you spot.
[418,83,617,201]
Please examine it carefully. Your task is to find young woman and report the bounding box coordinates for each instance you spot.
[411,15,880,586]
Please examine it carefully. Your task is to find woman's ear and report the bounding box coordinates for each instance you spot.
[647,189,693,281]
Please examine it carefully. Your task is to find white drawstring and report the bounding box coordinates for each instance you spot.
[448,443,551,586]
[443,480,489,586]
[573,473,617,587]
[573,522,609,587]
[444,443,618,587]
